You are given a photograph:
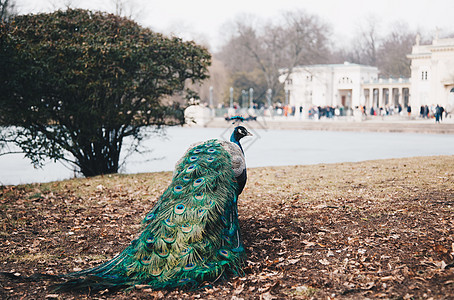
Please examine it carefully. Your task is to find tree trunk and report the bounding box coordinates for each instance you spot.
[77,140,121,177]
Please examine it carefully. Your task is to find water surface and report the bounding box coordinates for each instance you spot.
[1,127,453,185]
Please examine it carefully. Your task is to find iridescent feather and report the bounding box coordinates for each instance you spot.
[53,126,252,292]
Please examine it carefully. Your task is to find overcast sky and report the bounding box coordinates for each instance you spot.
[14,0,454,51]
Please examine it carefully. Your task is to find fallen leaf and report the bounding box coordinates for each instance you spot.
[434,244,449,254]
[260,292,277,300]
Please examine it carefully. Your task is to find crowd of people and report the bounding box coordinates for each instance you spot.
[305,105,404,119]
[287,104,449,123]
[419,105,446,123]
[221,102,450,123]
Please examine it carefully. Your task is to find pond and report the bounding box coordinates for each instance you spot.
[1,126,453,185]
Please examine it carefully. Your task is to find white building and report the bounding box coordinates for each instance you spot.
[361,78,411,111]
[280,63,379,116]
[408,36,454,114]
[282,36,454,118]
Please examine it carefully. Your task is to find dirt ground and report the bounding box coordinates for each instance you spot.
[1,155,453,299]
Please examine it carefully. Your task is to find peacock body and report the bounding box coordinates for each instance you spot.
[55,126,252,292]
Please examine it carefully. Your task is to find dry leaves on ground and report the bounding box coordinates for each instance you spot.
[1,155,453,299]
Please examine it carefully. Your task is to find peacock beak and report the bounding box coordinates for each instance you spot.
[246,130,253,136]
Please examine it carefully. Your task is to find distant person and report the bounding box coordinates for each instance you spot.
[407,105,411,117]
[440,106,444,121]
[435,105,441,123]
[424,105,429,118]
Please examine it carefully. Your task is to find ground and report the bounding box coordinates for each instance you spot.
[1,155,453,299]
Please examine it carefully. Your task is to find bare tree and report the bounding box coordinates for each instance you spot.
[217,10,331,103]
[185,57,230,107]
[335,18,418,78]
[108,0,144,20]
[280,10,331,66]
[0,0,16,21]
[47,0,78,11]
[344,16,381,66]
[377,22,416,78]
[361,19,380,66]
[216,14,262,74]
[234,19,282,94]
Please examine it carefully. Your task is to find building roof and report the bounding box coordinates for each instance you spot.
[363,78,410,84]
[408,37,454,59]
[293,62,377,70]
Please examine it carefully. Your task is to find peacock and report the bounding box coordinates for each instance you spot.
[53,125,252,292]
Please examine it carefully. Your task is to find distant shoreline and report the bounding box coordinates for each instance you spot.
[202,117,454,134]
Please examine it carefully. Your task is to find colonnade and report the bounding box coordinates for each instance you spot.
[362,79,410,109]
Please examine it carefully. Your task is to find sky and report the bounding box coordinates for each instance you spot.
[14,0,454,51]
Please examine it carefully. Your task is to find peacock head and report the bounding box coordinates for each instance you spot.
[231,126,252,142]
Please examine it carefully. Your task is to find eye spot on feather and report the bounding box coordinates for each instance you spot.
[181,247,192,257]
[223,235,231,244]
[182,175,191,182]
[221,216,228,226]
[206,156,215,162]
[207,148,216,153]
[181,224,193,233]
[188,155,198,162]
[178,278,194,285]
[156,248,169,258]
[145,213,155,221]
[163,218,175,227]
[185,164,197,173]
[174,204,186,215]
[140,256,152,265]
[219,249,231,259]
[197,208,206,217]
[173,185,183,194]
[193,177,205,187]
[183,263,196,271]
[194,192,205,201]
[193,148,202,154]
[145,236,156,246]
[150,268,163,277]
[163,234,176,244]
[228,227,237,236]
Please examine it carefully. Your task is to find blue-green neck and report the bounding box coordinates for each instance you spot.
[230,131,244,153]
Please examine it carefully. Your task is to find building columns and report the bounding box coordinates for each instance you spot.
[378,88,383,108]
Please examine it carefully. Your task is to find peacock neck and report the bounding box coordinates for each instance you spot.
[230,132,244,153]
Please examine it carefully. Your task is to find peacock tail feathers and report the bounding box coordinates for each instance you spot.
[54,139,246,292]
